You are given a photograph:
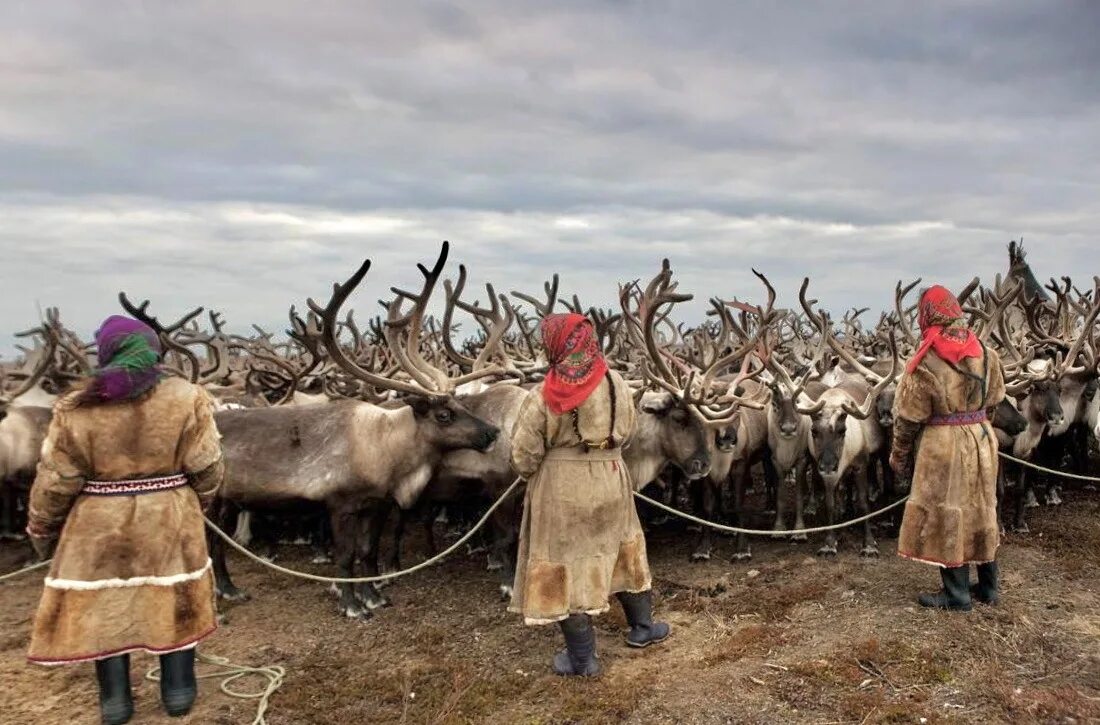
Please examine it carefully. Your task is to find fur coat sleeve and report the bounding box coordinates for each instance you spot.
[26,408,87,540]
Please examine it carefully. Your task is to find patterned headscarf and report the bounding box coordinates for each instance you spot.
[907,286,983,374]
[83,316,164,404]
[539,313,608,416]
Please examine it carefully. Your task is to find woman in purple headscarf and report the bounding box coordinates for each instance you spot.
[25,316,225,724]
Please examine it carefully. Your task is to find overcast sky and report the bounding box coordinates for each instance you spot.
[3,1,1099,350]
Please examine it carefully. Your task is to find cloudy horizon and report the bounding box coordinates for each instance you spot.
[3,1,1099,349]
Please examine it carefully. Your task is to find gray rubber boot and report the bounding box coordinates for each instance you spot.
[616,590,671,648]
[918,565,972,612]
[552,614,601,677]
[971,561,1000,605]
[95,654,134,725]
[159,649,198,717]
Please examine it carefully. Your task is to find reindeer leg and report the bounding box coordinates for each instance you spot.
[817,479,838,557]
[804,467,819,517]
[330,507,369,619]
[791,457,808,542]
[691,477,715,561]
[356,501,393,608]
[311,514,333,564]
[859,466,879,557]
[211,500,250,602]
[491,501,519,600]
[995,460,1007,535]
[1011,465,1030,534]
[771,460,788,536]
[0,480,15,540]
[732,464,752,561]
[388,507,407,575]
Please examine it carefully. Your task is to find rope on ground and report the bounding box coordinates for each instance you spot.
[203,476,523,584]
[0,559,50,583]
[145,652,285,725]
[633,490,911,535]
[997,451,1100,483]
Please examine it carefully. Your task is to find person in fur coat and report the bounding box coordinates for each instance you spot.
[890,286,1006,612]
[24,316,224,724]
[508,312,669,677]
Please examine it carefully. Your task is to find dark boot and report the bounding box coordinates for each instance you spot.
[971,561,1000,605]
[159,649,198,717]
[552,614,601,677]
[918,565,972,612]
[95,654,134,725]
[616,590,671,648]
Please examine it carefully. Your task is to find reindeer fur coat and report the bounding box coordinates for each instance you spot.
[894,348,1006,567]
[26,377,224,665]
[508,371,651,625]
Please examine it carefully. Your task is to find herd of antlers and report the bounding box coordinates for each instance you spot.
[3,241,1098,434]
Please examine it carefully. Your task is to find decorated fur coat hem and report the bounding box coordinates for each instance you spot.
[896,551,996,569]
[27,623,216,666]
[508,580,653,627]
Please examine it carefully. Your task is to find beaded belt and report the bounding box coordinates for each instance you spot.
[82,474,188,496]
[927,410,987,427]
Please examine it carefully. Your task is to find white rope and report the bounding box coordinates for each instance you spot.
[997,451,1100,482]
[0,559,49,583]
[633,490,910,535]
[146,652,285,725]
[203,477,523,584]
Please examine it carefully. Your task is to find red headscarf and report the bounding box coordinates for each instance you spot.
[907,285,983,374]
[539,313,609,416]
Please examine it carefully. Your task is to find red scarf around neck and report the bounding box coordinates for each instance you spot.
[539,313,608,415]
[907,285,983,374]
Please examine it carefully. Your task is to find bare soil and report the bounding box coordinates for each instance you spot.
[2,488,1100,725]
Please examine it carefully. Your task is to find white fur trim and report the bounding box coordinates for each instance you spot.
[45,559,212,591]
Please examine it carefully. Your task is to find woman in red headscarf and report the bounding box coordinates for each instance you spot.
[890,286,1006,611]
[509,313,668,676]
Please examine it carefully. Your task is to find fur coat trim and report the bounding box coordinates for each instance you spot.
[897,550,996,568]
[28,624,216,666]
[45,558,212,591]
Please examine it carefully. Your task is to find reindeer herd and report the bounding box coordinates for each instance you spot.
[1,241,1096,620]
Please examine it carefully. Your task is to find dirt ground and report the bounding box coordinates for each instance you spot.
[2,486,1100,725]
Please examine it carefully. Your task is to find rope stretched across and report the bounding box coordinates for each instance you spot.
[633,490,911,535]
[203,476,523,584]
[997,451,1100,482]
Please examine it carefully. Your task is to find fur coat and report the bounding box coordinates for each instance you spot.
[894,347,1006,567]
[26,377,224,665]
[508,370,651,625]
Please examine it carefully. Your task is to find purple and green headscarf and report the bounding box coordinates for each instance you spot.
[83,316,164,404]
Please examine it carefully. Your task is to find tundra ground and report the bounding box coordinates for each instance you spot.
[2,486,1099,725]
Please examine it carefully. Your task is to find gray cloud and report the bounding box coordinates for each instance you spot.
[2,1,1099,348]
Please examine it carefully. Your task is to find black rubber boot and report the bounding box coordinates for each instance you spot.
[159,649,198,717]
[95,654,133,725]
[552,614,601,677]
[918,565,972,612]
[971,561,1000,605]
[616,590,671,648]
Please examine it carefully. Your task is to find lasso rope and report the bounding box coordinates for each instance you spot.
[997,451,1100,482]
[202,476,523,584]
[145,653,284,725]
[0,558,49,584]
[632,489,911,535]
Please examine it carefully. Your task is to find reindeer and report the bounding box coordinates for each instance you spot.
[617,261,765,562]
[208,243,502,619]
[798,280,898,557]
